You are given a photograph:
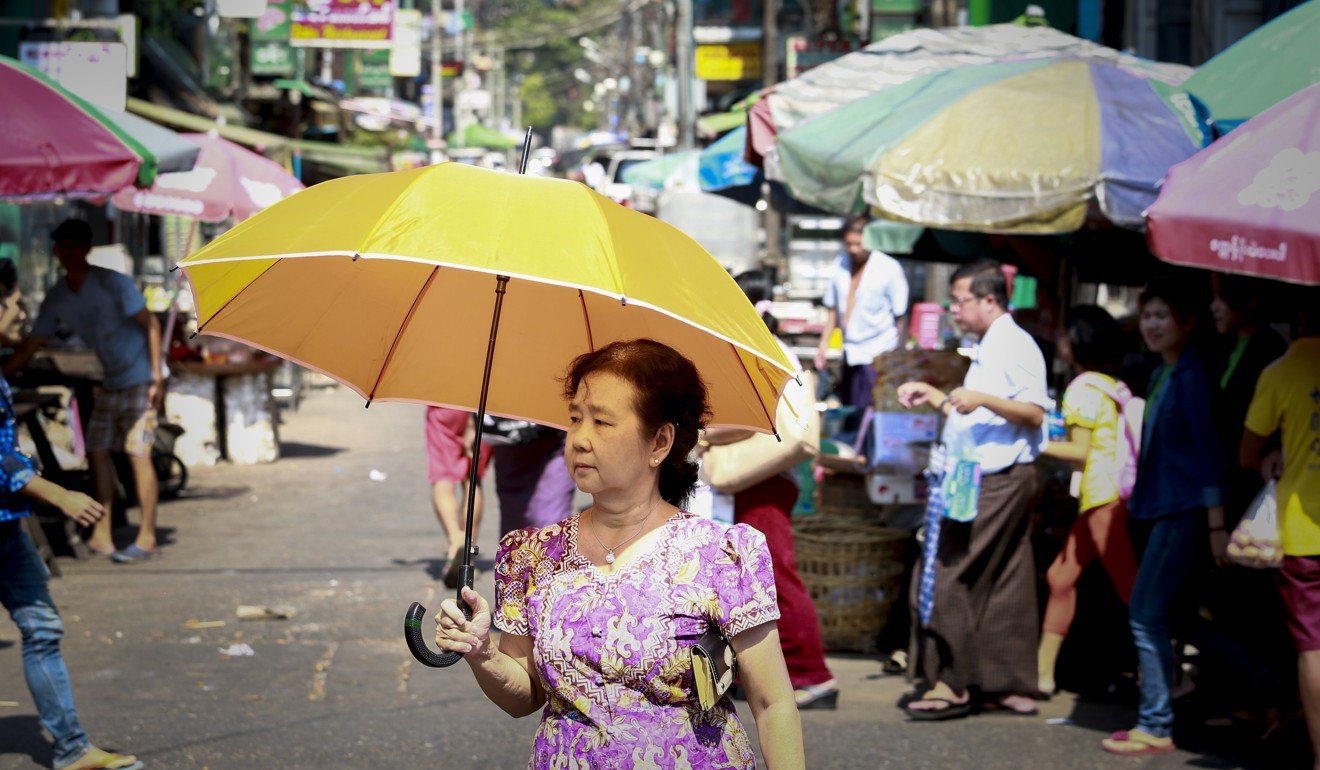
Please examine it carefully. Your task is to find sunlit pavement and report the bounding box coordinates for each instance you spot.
[1,386,1275,769]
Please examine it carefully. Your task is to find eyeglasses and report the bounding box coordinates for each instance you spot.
[949,294,982,308]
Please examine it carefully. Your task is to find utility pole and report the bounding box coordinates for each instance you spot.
[430,0,443,147]
[761,0,783,273]
[676,0,694,149]
[453,0,466,148]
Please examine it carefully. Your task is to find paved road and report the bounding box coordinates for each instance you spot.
[0,386,1289,768]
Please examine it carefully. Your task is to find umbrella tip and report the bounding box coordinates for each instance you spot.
[169,264,180,273]
[773,429,782,443]
[352,253,360,262]
[365,398,372,409]
[620,296,628,307]
[189,331,198,340]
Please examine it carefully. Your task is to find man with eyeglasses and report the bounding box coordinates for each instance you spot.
[896,258,1050,721]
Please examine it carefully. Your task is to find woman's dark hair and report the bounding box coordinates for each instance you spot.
[734,269,778,336]
[951,258,1009,309]
[1211,272,1272,323]
[1139,276,1202,326]
[0,259,16,295]
[1064,304,1122,373]
[561,339,711,507]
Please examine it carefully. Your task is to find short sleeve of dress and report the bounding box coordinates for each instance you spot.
[1063,375,1106,430]
[713,523,780,639]
[493,527,536,636]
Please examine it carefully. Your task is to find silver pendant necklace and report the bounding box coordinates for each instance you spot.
[589,497,660,564]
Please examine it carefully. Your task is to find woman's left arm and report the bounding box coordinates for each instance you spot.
[731,622,804,770]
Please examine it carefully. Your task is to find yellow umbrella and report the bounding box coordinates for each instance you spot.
[179,162,792,432]
[177,159,797,667]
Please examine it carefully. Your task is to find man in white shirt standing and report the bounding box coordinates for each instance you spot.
[814,217,909,410]
[896,259,1050,721]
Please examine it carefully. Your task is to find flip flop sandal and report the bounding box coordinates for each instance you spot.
[981,700,1039,717]
[111,545,156,564]
[906,697,974,721]
[882,650,908,676]
[1101,729,1176,756]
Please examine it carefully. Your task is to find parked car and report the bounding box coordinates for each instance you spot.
[601,149,661,208]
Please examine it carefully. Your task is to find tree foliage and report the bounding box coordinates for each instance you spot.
[479,0,619,130]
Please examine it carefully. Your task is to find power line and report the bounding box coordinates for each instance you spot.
[486,0,661,51]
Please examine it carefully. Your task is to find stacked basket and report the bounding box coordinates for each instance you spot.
[797,476,911,652]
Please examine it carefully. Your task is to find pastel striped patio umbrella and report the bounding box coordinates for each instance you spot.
[776,57,1209,233]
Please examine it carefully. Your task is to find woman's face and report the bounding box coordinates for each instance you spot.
[565,372,667,498]
[1140,298,1190,355]
[0,287,27,347]
[1209,291,1242,335]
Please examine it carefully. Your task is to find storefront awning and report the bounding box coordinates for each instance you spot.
[127,98,290,154]
[128,99,390,178]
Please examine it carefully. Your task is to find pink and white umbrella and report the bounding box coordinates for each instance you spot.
[112,132,304,223]
[1147,82,1320,286]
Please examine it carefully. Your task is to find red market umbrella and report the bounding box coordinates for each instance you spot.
[1147,82,1320,286]
[0,54,155,199]
[112,133,304,223]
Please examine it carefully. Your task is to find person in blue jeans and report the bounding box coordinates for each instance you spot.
[1102,278,1227,756]
[0,260,142,770]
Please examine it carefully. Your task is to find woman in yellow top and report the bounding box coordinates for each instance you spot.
[1037,306,1140,696]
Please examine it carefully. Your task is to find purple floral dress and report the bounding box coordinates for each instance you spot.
[494,510,779,769]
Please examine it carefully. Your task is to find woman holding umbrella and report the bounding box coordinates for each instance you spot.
[433,339,805,768]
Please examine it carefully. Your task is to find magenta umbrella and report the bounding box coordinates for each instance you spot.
[1147,82,1320,286]
[111,132,304,223]
[0,54,152,199]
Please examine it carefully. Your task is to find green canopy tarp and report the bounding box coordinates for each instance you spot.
[448,123,517,150]
[1180,2,1320,133]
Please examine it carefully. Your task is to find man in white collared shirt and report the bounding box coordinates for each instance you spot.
[814,217,909,409]
[896,259,1050,721]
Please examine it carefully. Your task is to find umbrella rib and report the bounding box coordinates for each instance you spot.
[195,258,284,335]
[577,290,595,351]
[366,264,442,404]
[730,341,779,438]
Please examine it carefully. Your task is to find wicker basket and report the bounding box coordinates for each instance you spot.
[793,518,910,653]
[814,472,877,519]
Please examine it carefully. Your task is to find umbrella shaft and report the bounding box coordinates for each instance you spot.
[461,274,511,568]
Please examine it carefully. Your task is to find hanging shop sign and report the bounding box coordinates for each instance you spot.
[695,42,761,82]
[785,36,860,78]
[389,8,422,77]
[291,0,395,49]
[251,1,295,77]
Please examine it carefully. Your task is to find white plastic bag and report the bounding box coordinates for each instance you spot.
[1227,480,1282,569]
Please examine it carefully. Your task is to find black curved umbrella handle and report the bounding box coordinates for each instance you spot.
[405,566,475,668]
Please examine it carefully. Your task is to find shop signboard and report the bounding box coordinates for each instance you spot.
[19,41,128,112]
[291,0,395,49]
[251,1,295,77]
[389,8,422,77]
[358,49,392,89]
[694,42,761,81]
[785,36,859,78]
